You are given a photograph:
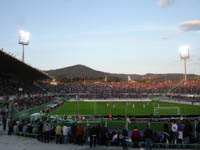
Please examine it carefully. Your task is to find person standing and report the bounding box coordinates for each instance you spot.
[7,118,13,135]
[101,124,108,146]
[188,120,193,143]
[2,111,7,131]
[76,123,84,145]
[184,120,191,144]
[171,121,178,144]
[163,121,169,144]
[177,121,184,144]
[196,121,200,144]
[55,123,62,144]
[38,121,44,142]
[122,125,128,150]
[63,125,70,144]
[13,121,19,135]
[131,127,140,148]
[89,125,97,148]
[43,121,51,143]
[85,124,90,145]
[144,125,153,150]
[70,123,76,143]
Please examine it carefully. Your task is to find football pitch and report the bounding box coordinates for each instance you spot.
[53,101,200,116]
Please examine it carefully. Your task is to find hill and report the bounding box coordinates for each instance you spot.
[46,64,198,82]
[46,64,106,79]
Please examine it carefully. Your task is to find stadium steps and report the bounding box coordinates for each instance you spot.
[34,83,48,93]
[166,79,185,95]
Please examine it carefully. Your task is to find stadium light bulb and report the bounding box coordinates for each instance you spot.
[19,30,30,45]
[179,45,189,59]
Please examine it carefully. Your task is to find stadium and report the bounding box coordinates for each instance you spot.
[1,1,200,150]
[1,47,200,149]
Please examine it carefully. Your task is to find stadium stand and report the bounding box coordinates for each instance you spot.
[0,50,54,114]
[40,80,200,100]
[0,50,50,97]
[0,49,49,81]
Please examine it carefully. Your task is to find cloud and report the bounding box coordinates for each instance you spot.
[160,36,169,39]
[179,20,200,32]
[158,0,175,7]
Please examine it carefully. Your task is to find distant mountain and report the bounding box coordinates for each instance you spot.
[46,64,198,82]
[46,65,107,79]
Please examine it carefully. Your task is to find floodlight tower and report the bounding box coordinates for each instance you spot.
[19,30,30,62]
[179,45,189,82]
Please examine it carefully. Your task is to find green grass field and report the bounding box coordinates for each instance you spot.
[52,101,200,116]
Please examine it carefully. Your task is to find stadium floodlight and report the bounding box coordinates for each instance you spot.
[19,30,30,62]
[180,45,189,59]
[179,45,189,82]
[19,30,30,45]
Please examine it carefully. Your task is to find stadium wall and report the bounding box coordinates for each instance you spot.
[68,99,152,102]
[161,100,200,106]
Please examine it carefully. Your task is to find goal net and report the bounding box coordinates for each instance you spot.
[154,107,180,115]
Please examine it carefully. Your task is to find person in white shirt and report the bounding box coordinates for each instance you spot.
[63,125,70,144]
[13,123,19,135]
[112,132,118,144]
[43,122,51,143]
[171,121,178,144]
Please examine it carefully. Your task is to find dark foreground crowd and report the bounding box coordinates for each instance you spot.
[2,116,200,150]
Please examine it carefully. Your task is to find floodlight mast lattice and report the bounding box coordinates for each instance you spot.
[19,30,30,62]
[180,46,189,82]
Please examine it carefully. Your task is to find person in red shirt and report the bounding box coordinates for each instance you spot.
[131,127,140,148]
[76,123,84,145]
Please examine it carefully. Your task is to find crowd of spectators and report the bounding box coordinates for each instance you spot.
[41,81,176,98]
[41,79,200,100]
[2,75,200,102]
[171,79,200,94]
[4,118,200,149]
[11,96,55,111]
[0,76,46,97]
